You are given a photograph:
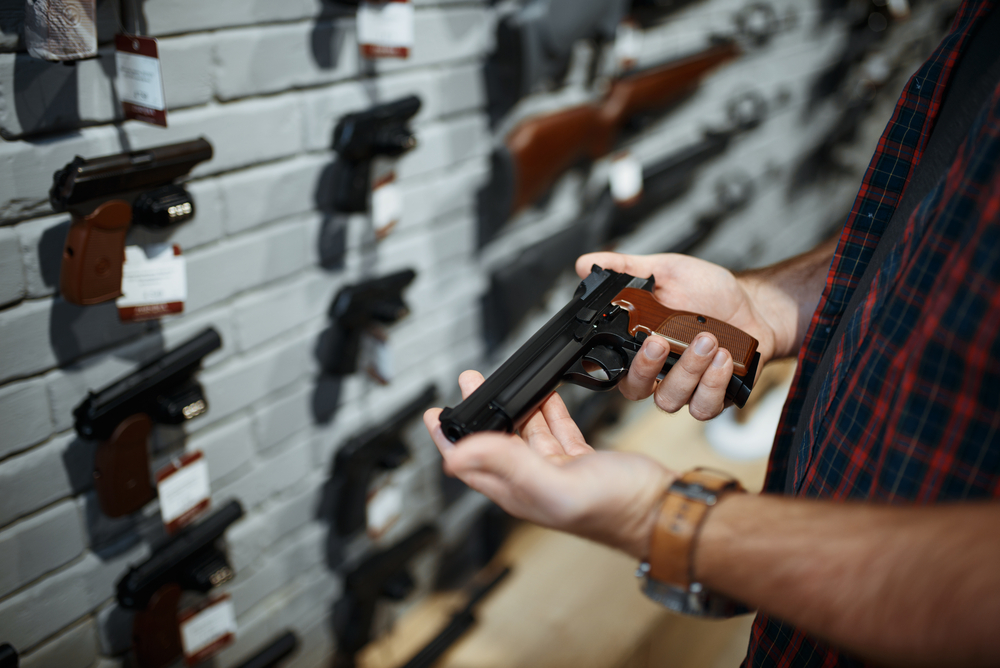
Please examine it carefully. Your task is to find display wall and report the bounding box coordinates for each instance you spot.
[0,0,955,666]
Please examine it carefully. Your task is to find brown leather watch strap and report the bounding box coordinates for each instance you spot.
[647,469,744,587]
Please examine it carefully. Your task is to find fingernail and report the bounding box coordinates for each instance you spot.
[694,335,715,356]
[712,350,727,368]
[643,338,667,359]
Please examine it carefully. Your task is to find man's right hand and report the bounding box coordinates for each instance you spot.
[576,247,830,420]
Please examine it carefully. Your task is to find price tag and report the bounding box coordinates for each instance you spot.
[609,153,643,206]
[361,328,394,385]
[155,451,211,534]
[372,172,403,239]
[115,35,167,127]
[614,21,642,72]
[367,476,404,539]
[117,244,186,322]
[358,0,415,59]
[886,0,909,18]
[178,595,237,666]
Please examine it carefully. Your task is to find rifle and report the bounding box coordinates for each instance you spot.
[50,138,213,305]
[400,567,512,668]
[441,265,760,441]
[478,39,741,244]
[319,269,417,376]
[73,327,222,518]
[332,96,421,212]
[237,632,298,668]
[333,524,439,667]
[482,94,765,348]
[119,500,243,668]
[331,385,437,537]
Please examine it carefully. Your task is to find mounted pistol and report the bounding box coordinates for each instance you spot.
[50,138,213,305]
[73,327,222,517]
[331,96,421,212]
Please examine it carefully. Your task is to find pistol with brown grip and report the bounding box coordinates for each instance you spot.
[50,138,213,305]
[439,266,759,442]
[73,328,222,517]
[479,40,740,244]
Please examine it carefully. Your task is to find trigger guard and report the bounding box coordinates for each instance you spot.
[562,346,629,391]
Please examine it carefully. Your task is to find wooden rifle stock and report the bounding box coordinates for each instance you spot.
[509,40,740,213]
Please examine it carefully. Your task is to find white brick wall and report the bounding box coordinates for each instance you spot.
[0,0,950,664]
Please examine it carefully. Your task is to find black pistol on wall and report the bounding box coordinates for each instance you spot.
[50,138,213,306]
[73,327,222,518]
[332,524,438,667]
[331,96,421,212]
[117,500,243,668]
[319,269,417,376]
[330,385,437,538]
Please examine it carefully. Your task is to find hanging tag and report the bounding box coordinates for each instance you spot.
[115,34,168,127]
[117,244,186,322]
[358,0,415,59]
[367,475,404,539]
[371,172,403,240]
[609,153,643,206]
[25,0,98,62]
[155,451,211,534]
[361,327,394,385]
[178,595,237,666]
[614,21,642,72]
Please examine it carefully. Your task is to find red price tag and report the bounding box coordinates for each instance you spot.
[155,451,211,534]
[358,0,415,59]
[178,594,237,665]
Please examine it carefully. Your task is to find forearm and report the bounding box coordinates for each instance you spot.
[696,494,1000,667]
[737,236,838,359]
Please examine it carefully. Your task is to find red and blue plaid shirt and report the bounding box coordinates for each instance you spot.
[748,1,1000,664]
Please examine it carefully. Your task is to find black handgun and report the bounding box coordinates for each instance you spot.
[401,567,511,668]
[237,632,298,668]
[320,269,417,376]
[331,96,421,212]
[441,266,760,441]
[0,644,17,668]
[332,524,438,667]
[118,501,242,668]
[332,385,437,537]
[50,138,213,305]
[73,328,222,518]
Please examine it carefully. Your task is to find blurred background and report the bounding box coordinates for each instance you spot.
[0,0,957,666]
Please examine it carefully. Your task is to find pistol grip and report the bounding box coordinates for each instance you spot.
[60,200,132,305]
[132,584,183,668]
[333,158,372,213]
[93,413,155,518]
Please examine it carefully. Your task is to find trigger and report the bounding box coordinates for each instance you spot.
[583,345,628,380]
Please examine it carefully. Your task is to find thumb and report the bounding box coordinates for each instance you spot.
[576,252,659,280]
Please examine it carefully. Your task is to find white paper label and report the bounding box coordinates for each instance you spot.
[180,597,237,663]
[372,176,403,237]
[367,478,404,537]
[117,244,186,321]
[358,1,415,58]
[614,21,642,71]
[609,154,643,204]
[362,329,394,384]
[157,455,211,528]
[116,49,166,110]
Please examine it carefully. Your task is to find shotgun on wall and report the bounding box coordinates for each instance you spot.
[478,39,741,244]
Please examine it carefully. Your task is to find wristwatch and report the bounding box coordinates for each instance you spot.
[637,468,752,617]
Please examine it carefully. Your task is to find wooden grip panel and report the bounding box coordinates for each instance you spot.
[611,288,758,375]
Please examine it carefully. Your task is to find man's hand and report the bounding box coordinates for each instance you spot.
[424,370,675,559]
[576,251,783,421]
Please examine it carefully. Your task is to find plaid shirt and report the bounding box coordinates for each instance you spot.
[747,1,1000,665]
